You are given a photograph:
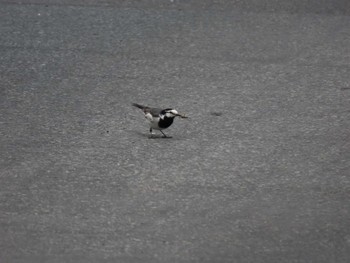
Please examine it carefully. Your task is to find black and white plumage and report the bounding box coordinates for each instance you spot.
[132,103,188,138]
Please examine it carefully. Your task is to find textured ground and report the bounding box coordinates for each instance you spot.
[1,1,350,262]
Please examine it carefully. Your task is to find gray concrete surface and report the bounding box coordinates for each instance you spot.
[1,1,350,262]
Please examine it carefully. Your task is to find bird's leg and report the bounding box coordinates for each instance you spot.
[160,130,171,138]
[149,128,154,137]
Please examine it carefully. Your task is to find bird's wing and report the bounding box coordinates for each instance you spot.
[132,103,162,117]
[145,109,161,123]
[149,108,163,117]
[144,112,154,122]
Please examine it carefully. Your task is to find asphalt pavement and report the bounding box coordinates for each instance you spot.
[1,1,350,262]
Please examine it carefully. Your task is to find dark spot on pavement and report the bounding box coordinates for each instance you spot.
[210,111,223,116]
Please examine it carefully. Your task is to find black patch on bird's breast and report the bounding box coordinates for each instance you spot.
[158,116,174,129]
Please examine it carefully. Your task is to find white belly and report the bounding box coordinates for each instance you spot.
[145,113,162,130]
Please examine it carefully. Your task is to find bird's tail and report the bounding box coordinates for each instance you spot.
[132,103,147,110]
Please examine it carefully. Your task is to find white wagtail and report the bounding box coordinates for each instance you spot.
[132,103,188,138]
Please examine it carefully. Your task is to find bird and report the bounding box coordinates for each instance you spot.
[132,103,188,138]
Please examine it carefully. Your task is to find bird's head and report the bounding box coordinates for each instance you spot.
[161,108,188,119]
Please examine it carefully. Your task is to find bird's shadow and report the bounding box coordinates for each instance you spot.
[133,130,173,139]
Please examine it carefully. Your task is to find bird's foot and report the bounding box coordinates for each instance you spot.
[148,132,172,139]
[160,130,172,138]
